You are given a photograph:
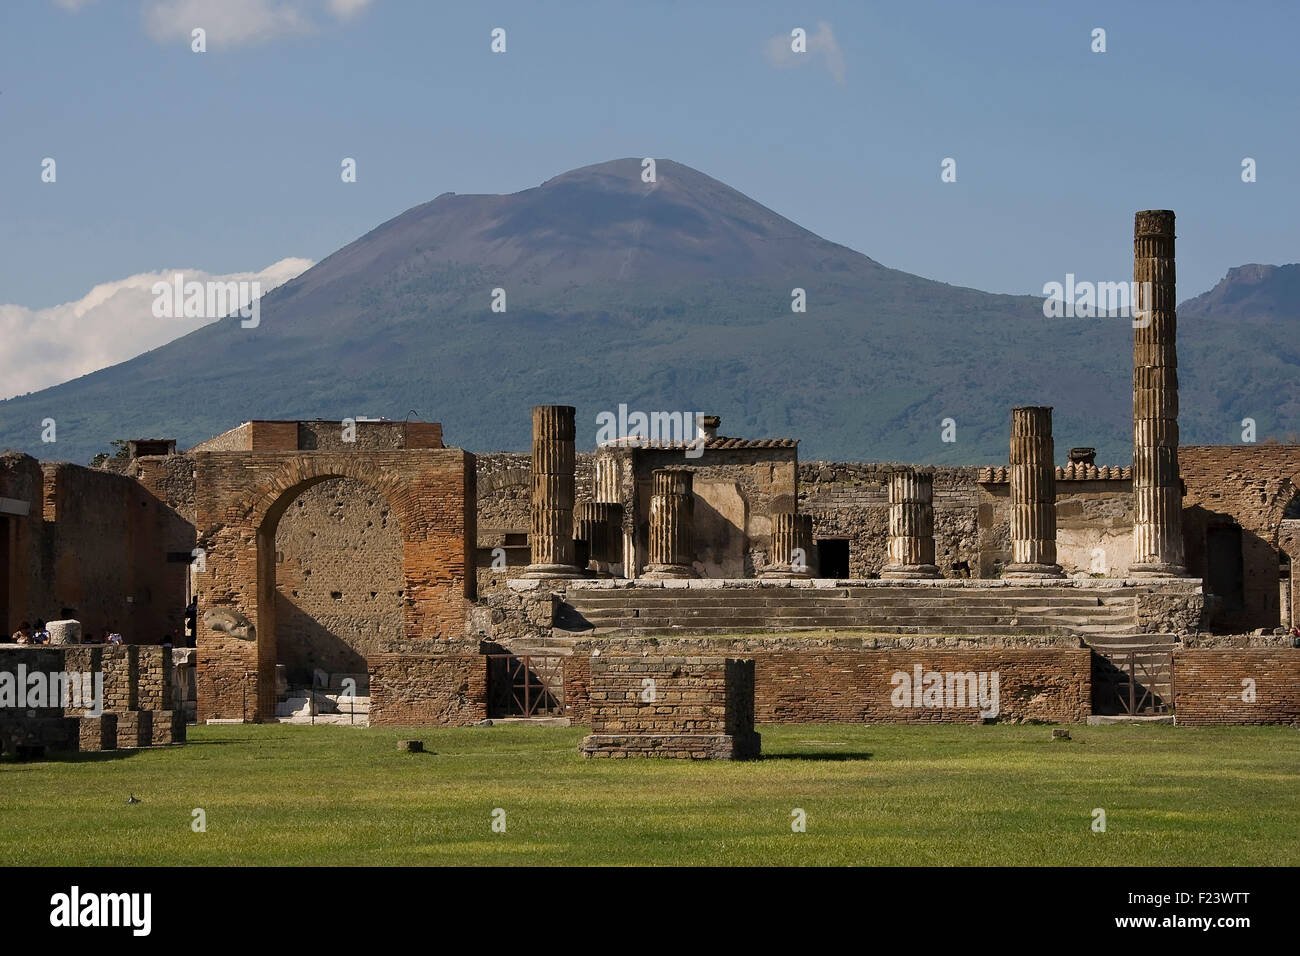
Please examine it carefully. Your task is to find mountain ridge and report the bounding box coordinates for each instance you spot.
[1,158,1297,465]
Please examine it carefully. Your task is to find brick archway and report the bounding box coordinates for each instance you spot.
[193,448,475,722]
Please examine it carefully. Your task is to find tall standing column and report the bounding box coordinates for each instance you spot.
[524,405,584,578]
[882,469,939,578]
[1006,406,1064,578]
[1132,210,1187,575]
[644,469,696,579]
[763,513,814,578]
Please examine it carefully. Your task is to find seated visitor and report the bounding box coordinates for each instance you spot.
[11,621,32,644]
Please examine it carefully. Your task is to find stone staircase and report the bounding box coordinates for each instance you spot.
[557,584,1140,640]
[276,674,370,725]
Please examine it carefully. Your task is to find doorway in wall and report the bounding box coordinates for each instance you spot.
[817,538,850,578]
[1205,525,1244,613]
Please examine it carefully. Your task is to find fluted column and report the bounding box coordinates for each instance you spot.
[1132,210,1187,575]
[763,513,814,578]
[644,469,696,579]
[882,469,939,578]
[1006,406,1064,578]
[524,405,584,578]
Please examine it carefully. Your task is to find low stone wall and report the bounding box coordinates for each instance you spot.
[1173,649,1300,726]
[579,655,760,759]
[368,654,488,726]
[561,639,1090,725]
[0,645,185,757]
[754,648,1091,724]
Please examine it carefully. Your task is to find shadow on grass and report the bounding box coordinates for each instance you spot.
[762,752,873,761]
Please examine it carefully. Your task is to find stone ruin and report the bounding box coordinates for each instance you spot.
[2,210,1300,757]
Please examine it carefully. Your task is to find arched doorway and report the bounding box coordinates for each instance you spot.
[258,475,403,710]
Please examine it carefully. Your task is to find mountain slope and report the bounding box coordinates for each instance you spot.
[1,158,1297,465]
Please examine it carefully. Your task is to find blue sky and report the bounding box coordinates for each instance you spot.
[3,0,1297,310]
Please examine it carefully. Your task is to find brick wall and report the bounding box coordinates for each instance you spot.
[1182,446,1300,633]
[1173,648,1300,726]
[752,648,1091,723]
[368,654,487,726]
[580,655,760,758]
[193,448,475,721]
[273,476,404,679]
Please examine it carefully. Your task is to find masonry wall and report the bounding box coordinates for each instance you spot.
[193,448,475,721]
[0,453,45,637]
[274,476,404,681]
[1181,445,1300,633]
[753,648,1091,723]
[368,654,487,726]
[31,462,187,644]
[798,463,1134,579]
[1173,648,1300,726]
[560,641,1090,725]
[580,654,760,758]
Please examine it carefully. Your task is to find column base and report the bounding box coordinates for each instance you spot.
[1129,562,1189,577]
[520,564,589,579]
[881,564,940,579]
[1004,563,1065,579]
[642,564,697,579]
[760,565,814,579]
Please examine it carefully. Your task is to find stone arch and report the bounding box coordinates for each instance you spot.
[249,460,406,712]
[193,447,474,722]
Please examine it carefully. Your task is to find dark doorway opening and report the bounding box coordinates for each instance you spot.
[817,538,850,578]
[1206,525,1244,612]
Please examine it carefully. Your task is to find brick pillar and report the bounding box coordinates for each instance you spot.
[882,469,939,578]
[524,405,584,578]
[1006,406,1064,578]
[1132,210,1188,576]
[575,501,621,574]
[763,513,814,577]
[644,469,696,579]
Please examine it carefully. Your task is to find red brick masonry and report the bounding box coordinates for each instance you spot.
[1173,648,1300,726]
[752,648,1092,723]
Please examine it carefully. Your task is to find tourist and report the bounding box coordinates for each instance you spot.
[32,620,50,644]
[11,621,32,644]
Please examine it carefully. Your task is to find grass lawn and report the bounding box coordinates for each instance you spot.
[1,722,1297,866]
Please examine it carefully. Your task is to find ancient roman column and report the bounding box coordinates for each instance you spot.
[764,513,814,578]
[524,405,584,578]
[644,469,696,578]
[1005,406,1064,578]
[881,469,940,579]
[1131,210,1187,575]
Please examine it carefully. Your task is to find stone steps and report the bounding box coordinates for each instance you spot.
[560,585,1140,638]
[275,694,371,718]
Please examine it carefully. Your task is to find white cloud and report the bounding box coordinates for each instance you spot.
[51,0,98,11]
[765,21,846,86]
[0,258,312,400]
[140,0,375,47]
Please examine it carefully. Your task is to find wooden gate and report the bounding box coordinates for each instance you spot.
[487,654,566,717]
[1089,637,1176,715]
